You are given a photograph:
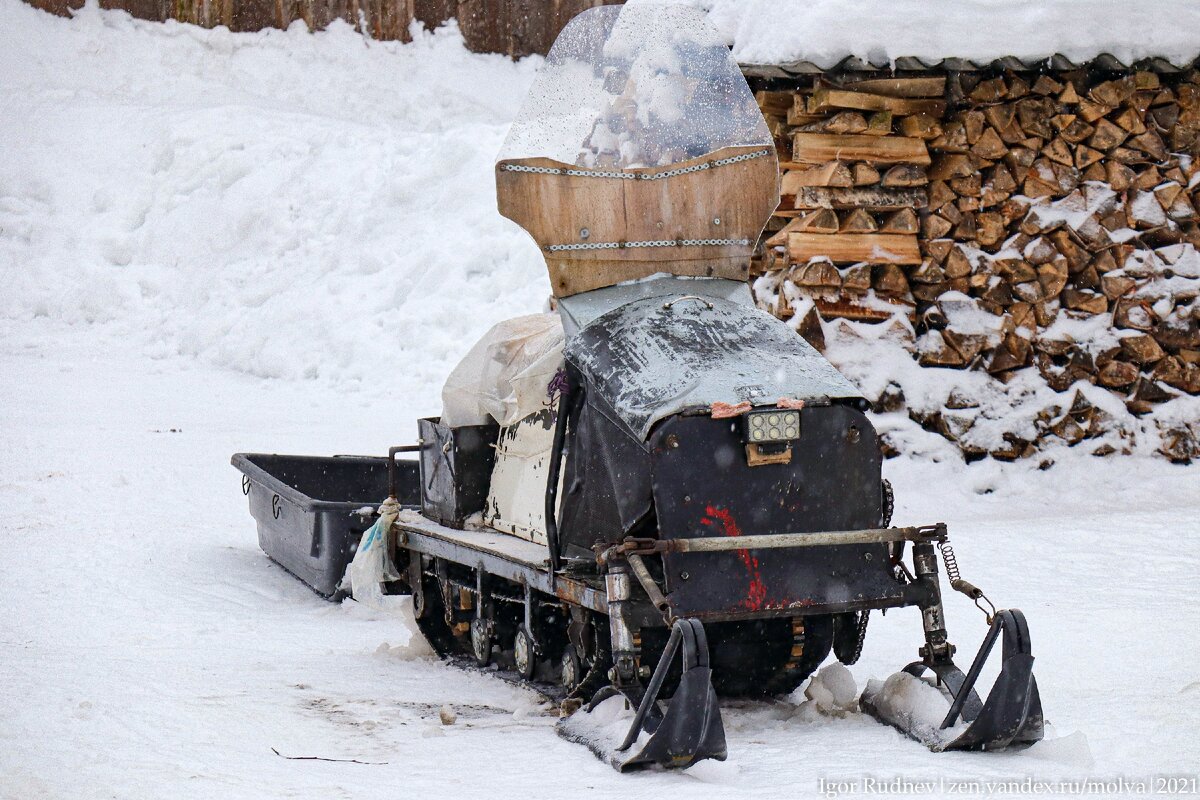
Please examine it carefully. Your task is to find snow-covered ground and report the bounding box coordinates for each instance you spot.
[3,3,1199,798]
[7,321,1199,799]
[0,0,547,398]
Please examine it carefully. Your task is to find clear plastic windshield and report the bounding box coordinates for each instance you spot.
[498,3,771,169]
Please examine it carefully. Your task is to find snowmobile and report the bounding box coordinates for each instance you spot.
[232,3,1043,771]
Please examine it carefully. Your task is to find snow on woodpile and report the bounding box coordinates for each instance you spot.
[748,66,1200,463]
[700,0,1200,68]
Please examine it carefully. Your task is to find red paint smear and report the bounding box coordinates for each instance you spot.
[700,505,768,610]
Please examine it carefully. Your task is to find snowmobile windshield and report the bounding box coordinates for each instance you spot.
[498,3,770,168]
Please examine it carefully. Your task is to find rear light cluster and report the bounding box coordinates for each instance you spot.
[744,409,800,443]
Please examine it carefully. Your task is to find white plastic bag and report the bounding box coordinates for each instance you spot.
[440,314,565,428]
[348,497,401,610]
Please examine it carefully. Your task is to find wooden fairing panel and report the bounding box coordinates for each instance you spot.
[496,145,780,297]
[648,406,909,621]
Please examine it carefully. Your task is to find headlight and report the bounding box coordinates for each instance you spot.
[744,408,801,443]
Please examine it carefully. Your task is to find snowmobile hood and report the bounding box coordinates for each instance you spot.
[564,293,864,441]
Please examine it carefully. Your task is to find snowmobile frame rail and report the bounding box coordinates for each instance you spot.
[394,518,662,629]
[614,523,947,556]
[395,516,945,628]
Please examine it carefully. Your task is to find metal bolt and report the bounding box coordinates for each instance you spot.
[865,552,873,561]
[665,434,680,449]
[579,227,590,240]
[680,571,690,580]
[847,425,861,444]
[713,217,721,225]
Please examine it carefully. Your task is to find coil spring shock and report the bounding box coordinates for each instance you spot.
[937,539,997,624]
[937,540,962,584]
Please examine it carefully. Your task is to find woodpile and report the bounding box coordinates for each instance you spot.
[751,66,1200,462]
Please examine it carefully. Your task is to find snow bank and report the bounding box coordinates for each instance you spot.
[0,0,546,414]
[699,0,1200,68]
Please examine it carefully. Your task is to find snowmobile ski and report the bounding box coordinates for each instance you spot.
[865,608,1044,751]
[558,618,726,771]
[862,608,1044,752]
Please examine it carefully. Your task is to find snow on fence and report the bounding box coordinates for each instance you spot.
[21,0,616,55]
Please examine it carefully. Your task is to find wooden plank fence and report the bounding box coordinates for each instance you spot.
[22,0,617,55]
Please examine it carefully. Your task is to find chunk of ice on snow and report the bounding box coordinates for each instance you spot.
[802,663,859,717]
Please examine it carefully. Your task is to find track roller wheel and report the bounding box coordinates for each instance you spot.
[470,617,493,667]
[409,558,460,657]
[560,644,582,690]
[514,627,537,680]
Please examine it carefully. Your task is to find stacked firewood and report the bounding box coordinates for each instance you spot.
[751,68,1200,462]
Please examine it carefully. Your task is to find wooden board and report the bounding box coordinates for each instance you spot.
[755,89,794,116]
[790,133,931,166]
[496,145,780,297]
[815,297,916,322]
[788,232,923,265]
[780,162,852,192]
[810,88,946,117]
[834,76,947,98]
[793,186,929,210]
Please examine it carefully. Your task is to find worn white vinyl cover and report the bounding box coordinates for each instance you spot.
[485,406,562,546]
[440,313,565,428]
